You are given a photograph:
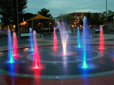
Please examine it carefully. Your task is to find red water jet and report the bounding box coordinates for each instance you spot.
[99,26,105,53]
[33,31,41,69]
[13,32,18,59]
[53,29,57,52]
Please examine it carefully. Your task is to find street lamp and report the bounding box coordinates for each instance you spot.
[16,0,19,39]
[106,0,108,29]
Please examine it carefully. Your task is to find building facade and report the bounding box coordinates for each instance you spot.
[69,12,103,28]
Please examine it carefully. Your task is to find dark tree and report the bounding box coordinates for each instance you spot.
[22,13,34,21]
[84,12,91,24]
[79,19,83,25]
[57,14,72,25]
[0,0,27,31]
[103,10,114,23]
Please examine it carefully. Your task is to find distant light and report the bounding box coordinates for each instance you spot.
[13,25,15,28]
[57,21,59,24]
[23,48,29,52]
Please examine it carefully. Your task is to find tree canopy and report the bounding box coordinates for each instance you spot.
[0,0,27,26]
[57,14,72,25]
[79,12,105,26]
[103,10,114,23]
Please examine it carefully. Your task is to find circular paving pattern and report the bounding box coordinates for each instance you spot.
[0,44,114,79]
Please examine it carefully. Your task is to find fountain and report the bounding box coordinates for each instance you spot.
[81,16,90,68]
[58,22,68,55]
[33,31,41,69]
[53,27,57,52]
[77,26,81,48]
[99,25,105,53]
[29,27,34,52]
[8,29,14,63]
[13,32,18,59]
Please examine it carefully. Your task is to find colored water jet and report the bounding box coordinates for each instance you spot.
[58,22,68,55]
[53,27,57,52]
[77,26,81,48]
[82,16,88,68]
[99,26,105,52]
[29,28,34,52]
[13,32,18,59]
[33,31,41,69]
[8,29,14,63]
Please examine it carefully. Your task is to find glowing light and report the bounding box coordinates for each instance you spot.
[8,29,14,63]
[99,26,105,52]
[34,66,39,69]
[33,31,41,69]
[23,48,29,52]
[0,52,3,55]
[29,28,34,52]
[77,27,81,48]
[53,28,57,52]
[82,61,88,68]
[13,25,15,28]
[57,21,59,24]
[13,32,18,59]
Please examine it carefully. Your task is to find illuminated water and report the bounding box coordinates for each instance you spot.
[53,27,57,52]
[99,26,105,53]
[33,31,41,69]
[77,26,81,48]
[82,16,90,68]
[58,22,68,55]
[29,28,34,52]
[8,29,14,63]
[13,32,18,59]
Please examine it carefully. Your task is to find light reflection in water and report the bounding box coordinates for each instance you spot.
[9,63,15,85]
[33,69,40,85]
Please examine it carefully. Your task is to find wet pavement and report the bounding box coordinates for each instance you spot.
[0,33,114,85]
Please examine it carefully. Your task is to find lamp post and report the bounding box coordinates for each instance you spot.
[16,0,19,39]
[106,0,108,29]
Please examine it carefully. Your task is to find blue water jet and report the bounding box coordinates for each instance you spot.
[82,16,88,69]
[8,29,14,63]
[77,27,81,48]
[29,28,34,52]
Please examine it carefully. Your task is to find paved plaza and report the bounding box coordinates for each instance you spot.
[0,33,114,85]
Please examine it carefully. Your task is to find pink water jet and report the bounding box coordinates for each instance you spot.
[33,31,41,69]
[53,28,57,52]
[99,26,105,53]
[13,32,18,59]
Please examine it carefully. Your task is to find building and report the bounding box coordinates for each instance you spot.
[69,12,103,28]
